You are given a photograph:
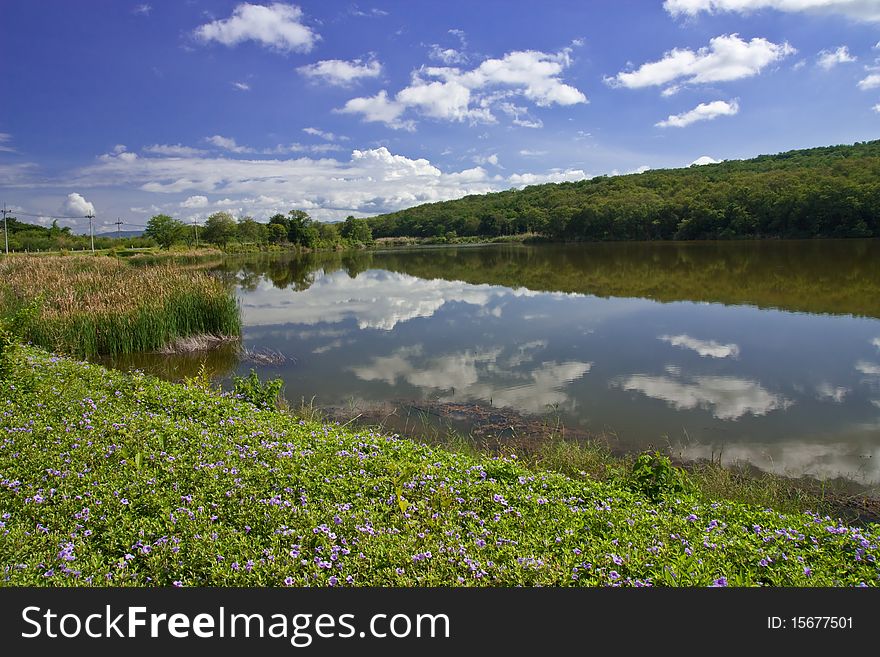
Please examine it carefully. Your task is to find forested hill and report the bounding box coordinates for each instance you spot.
[367,140,880,241]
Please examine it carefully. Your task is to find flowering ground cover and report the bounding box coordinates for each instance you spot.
[1,346,878,587]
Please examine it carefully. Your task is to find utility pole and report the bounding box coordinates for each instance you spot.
[86,212,95,253]
[1,203,9,255]
[115,217,123,240]
[192,219,199,247]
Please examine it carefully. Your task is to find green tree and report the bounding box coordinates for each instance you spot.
[317,221,341,246]
[237,216,266,244]
[268,223,287,244]
[287,210,319,247]
[202,212,238,246]
[144,214,185,249]
[340,216,373,245]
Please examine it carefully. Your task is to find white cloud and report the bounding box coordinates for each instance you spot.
[180,195,209,208]
[429,28,468,64]
[473,153,500,167]
[691,155,720,165]
[0,133,15,153]
[519,149,548,156]
[0,162,38,185]
[132,4,151,16]
[429,45,468,65]
[656,99,740,128]
[607,34,795,93]
[396,78,479,122]
[817,45,856,69]
[337,91,413,130]
[194,3,318,53]
[498,102,544,128]
[340,48,585,129]
[659,334,740,358]
[618,373,788,420]
[872,337,880,350]
[858,73,880,89]
[874,103,880,112]
[349,6,389,18]
[302,127,347,141]
[67,146,507,221]
[143,144,207,157]
[298,58,382,86]
[657,101,738,129]
[232,81,251,91]
[62,192,95,216]
[206,135,253,153]
[664,0,880,23]
[508,169,588,186]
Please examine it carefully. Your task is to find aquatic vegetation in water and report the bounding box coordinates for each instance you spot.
[0,255,240,356]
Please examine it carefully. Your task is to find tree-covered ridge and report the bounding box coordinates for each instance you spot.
[367,140,880,240]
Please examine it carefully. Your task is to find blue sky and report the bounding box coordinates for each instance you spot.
[1,0,879,233]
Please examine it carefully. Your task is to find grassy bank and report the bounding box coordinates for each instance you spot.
[0,345,877,587]
[0,255,240,357]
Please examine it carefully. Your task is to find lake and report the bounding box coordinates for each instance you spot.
[106,240,880,486]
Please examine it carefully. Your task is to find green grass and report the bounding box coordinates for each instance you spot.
[0,345,877,587]
[0,255,240,357]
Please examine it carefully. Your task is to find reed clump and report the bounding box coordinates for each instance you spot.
[0,255,240,357]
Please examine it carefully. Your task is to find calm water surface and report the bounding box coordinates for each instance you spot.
[109,241,880,485]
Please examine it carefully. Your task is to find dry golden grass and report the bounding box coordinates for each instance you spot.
[0,255,240,356]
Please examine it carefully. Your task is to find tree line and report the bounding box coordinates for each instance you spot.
[144,211,373,250]
[366,140,880,241]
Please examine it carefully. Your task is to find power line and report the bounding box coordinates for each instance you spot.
[8,210,92,220]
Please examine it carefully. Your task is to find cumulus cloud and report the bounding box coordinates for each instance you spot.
[180,195,209,208]
[194,3,318,53]
[337,90,413,130]
[817,45,856,69]
[874,103,880,113]
[340,48,585,129]
[428,28,468,64]
[656,99,740,128]
[507,169,588,186]
[297,58,382,86]
[691,155,721,165]
[62,192,95,216]
[664,0,880,22]
[206,135,254,153]
[429,45,468,65]
[473,153,500,166]
[607,34,795,93]
[858,73,880,89]
[143,144,207,157]
[67,146,505,221]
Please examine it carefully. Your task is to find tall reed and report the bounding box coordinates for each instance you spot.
[0,255,240,356]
